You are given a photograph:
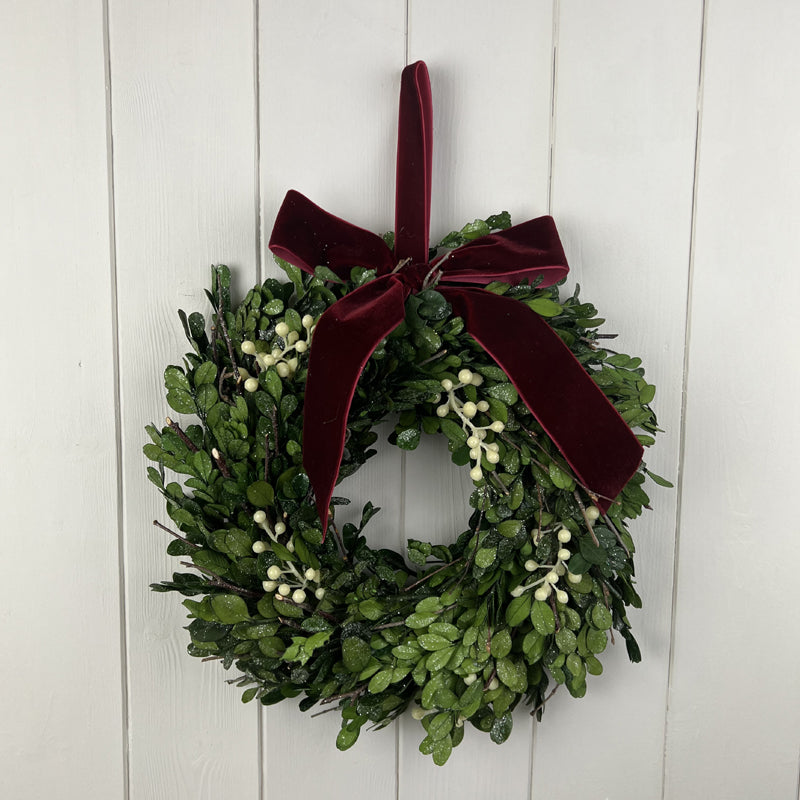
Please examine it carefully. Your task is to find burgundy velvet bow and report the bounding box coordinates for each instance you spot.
[269,61,643,535]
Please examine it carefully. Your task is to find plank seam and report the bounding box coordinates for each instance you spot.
[660,1,709,798]
[545,0,560,217]
[532,4,561,797]
[254,0,263,285]
[102,1,130,797]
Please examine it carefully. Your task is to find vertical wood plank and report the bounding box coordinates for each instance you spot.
[109,2,260,797]
[402,3,554,796]
[666,2,800,797]
[0,1,125,797]
[259,3,405,797]
[530,3,703,797]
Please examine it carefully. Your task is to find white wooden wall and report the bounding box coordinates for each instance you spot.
[2,1,798,798]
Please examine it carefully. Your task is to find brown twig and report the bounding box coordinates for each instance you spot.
[211,447,231,478]
[402,558,463,592]
[153,519,200,549]
[274,594,338,623]
[328,519,348,561]
[165,417,199,452]
[487,471,510,496]
[530,685,559,717]
[603,514,631,558]
[215,270,241,393]
[319,685,367,705]
[417,348,448,367]
[179,560,261,598]
[573,490,600,547]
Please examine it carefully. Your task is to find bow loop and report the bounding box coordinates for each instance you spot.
[268,62,643,537]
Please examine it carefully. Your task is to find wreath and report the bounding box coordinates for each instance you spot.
[145,62,669,765]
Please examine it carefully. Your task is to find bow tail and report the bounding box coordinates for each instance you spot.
[303,276,408,535]
[444,287,643,511]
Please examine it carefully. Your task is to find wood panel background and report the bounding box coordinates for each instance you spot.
[2,1,798,798]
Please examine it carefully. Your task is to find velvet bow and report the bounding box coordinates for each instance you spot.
[269,61,643,535]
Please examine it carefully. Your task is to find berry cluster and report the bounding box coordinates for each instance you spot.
[240,314,316,388]
[434,369,505,481]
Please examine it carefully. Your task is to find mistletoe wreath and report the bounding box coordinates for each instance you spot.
[145,63,668,765]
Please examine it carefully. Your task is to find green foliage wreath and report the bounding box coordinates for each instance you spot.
[145,213,668,765]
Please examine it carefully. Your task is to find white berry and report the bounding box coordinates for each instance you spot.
[469,466,483,481]
[462,401,477,418]
[252,540,268,554]
[295,340,308,353]
[253,510,267,524]
[286,539,295,552]
[244,377,259,393]
[489,421,504,432]
[274,522,286,535]
[557,528,572,543]
[557,548,571,561]
[567,572,583,584]
[458,369,473,384]
[276,362,291,378]
[486,451,500,464]
[314,587,326,600]
[510,585,525,598]
[534,586,550,601]
[241,340,256,355]
[467,435,480,448]
[267,565,282,580]
[463,673,478,685]
[287,331,299,345]
[545,571,559,584]
[440,378,453,391]
[487,677,499,691]
[476,400,489,412]
[262,580,277,592]
[470,373,484,386]
[302,315,314,329]
[586,505,601,521]
[411,707,427,720]
[277,583,291,597]
[436,404,450,417]
[556,590,569,604]
[275,322,290,337]
[469,447,481,460]
[292,589,307,604]
[524,559,538,572]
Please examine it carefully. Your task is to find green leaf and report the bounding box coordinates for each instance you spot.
[591,603,613,631]
[164,366,191,392]
[264,298,284,315]
[548,462,574,490]
[432,735,453,766]
[646,469,674,488]
[490,629,512,660]
[264,369,282,401]
[639,384,656,405]
[485,383,518,406]
[406,613,437,630]
[336,725,360,751]
[428,712,453,741]
[342,637,372,673]
[396,427,421,450]
[418,634,452,651]
[586,627,608,654]
[210,594,250,624]
[196,384,218,413]
[555,628,578,653]
[526,298,562,317]
[474,547,497,568]
[368,669,393,694]
[194,361,217,387]
[166,389,196,415]
[490,712,513,745]
[497,519,523,539]
[246,480,274,507]
[496,656,527,693]
[531,601,556,635]
[505,594,532,627]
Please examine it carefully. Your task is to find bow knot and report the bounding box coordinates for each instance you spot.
[269,61,643,536]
